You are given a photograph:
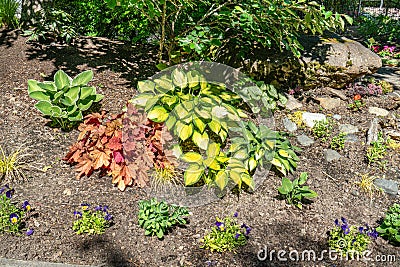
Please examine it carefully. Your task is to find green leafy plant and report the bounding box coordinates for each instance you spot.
[330,132,346,151]
[0,185,34,235]
[376,203,400,245]
[0,146,30,182]
[138,198,189,239]
[277,172,317,209]
[328,217,378,257]
[366,131,387,165]
[27,70,104,130]
[311,119,333,141]
[0,0,19,28]
[200,212,250,252]
[357,14,400,43]
[72,203,113,235]
[348,98,364,111]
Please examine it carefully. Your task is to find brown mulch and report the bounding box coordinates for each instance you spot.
[0,29,399,267]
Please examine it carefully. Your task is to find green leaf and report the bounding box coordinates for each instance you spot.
[187,70,200,88]
[278,177,293,195]
[72,70,93,86]
[37,81,57,92]
[181,152,203,163]
[194,107,211,120]
[193,117,206,133]
[92,94,104,102]
[215,171,228,191]
[184,164,204,186]
[54,70,71,90]
[208,120,221,134]
[80,86,95,99]
[154,77,174,93]
[29,91,50,101]
[147,106,169,122]
[165,115,176,130]
[68,110,83,121]
[298,172,308,185]
[27,80,44,94]
[64,86,80,105]
[241,174,254,190]
[77,98,94,111]
[137,80,155,93]
[172,68,188,89]
[34,101,53,116]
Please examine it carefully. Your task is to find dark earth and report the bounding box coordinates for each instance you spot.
[0,28,399,267]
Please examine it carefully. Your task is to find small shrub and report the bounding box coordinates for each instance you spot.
[311,119,333,141]
[330,132,346,151]
[27,70,104,130]
[200,213,250,252]
[376,203,400,245]
[72,203,113,235]
[277,172,317,209]
[366,132,387,165]
[0,146,30,182]
[0,0,19,28]
[328,217,378,257]
[0,185,34,235]
[138,198,189,239]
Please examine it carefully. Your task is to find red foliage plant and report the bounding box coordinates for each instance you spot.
[63,103,177,191]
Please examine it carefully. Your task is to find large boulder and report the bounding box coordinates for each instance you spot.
[221,34,382,90]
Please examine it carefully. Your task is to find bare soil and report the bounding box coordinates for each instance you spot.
[0,29,399,267]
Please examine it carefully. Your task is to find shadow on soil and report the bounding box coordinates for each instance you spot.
[24,36,159,86]
[0,28,20,47]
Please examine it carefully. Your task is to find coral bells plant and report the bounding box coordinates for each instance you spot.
[72,203,113,235]
[328,217,378,257]
[0,185,34,235]
[200,213,251,252]
[64,103,177,191]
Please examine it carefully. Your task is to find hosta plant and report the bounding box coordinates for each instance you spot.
[277,172,317,209]
[72,203,113,235]
[138,198,189,239]
[27,70,103,130]
[376,203,400,245]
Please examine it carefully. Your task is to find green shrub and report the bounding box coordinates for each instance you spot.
[72,204,113,235]
[376,203,400,245]
[330,132,346,151]
[27,70,104,130]
[0,0,19,28]
[138,198,189,239]
[311,119,333,141]
[277,172,317,209]
[366,131,387,165]
[357,14,400,43]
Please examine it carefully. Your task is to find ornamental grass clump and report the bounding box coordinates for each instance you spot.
[72,203,113,235]
[0,185,34,235]
[200,212,251,253]
[0,146,31,182]
[328,217,378,258]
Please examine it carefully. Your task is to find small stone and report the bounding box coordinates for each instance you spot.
[323,149,341,162]
[333,114,342,120]
[285,95,303,110]
[373,179,398,196]
[386,130,400,141]
[351,190,360,197]
[193,234,201,239]
[327,87,347,100]
[345,134,359,143]
[367,118,380,145]
[63,188,72,196]
[315,97,342,110]
[368,106,390,117]
[178,246,184,251]
[283,117,297,132]
[259,212,265,217]
[302,112,326,128]
[339,124,359,134]
[296,135,315,146]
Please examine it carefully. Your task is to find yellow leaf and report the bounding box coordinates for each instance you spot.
[147,106,169,122]
[181,152,203,163]
[215,171,228,191]
[172,68,188,89]
[278,149,290,158]
[184,164,204,186]
[206,143,220,158]
[192,130,209,150]
[241,174,254,190]
[248,157,258,171]
[179,123,193,141]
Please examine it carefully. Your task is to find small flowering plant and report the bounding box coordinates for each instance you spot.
[0,185,34,235]
[72,203,113,235]
[200,212,251,253]
[328,217,378,257]
[348,94,364,111]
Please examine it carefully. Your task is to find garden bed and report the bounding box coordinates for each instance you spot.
[0,29,399,267]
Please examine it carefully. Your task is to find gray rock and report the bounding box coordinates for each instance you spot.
[315,97,342,110]
[302,112,326,128]
[324,149,342,162]
[296,134,315,146]
[283,117,297,132]
[333,114,342,120]
[285,95,303,110]
[339,124,359,134]
[345,134,359,143]
[368,106,389,117]
[327,88,348,100]
[373,179,399,196]
[367,118,380,145]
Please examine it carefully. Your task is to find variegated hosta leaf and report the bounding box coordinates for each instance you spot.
[184,164,204,186]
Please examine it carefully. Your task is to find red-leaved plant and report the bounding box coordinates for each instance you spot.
[64,103,177,191]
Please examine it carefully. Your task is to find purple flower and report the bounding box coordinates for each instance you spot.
[288,89,295,95]
[104,213,113,221]
[26,229,34,236]
[22,201,31,211]
[335,219,339,226]
[0,184,9,194]
[9,213,18,224]
[367,229,378,239]
[233,212,238,218]
[241,223,251,235]
[341,224,350,235]
[341,217,347,224]
[234,233,240,239]
[6,189,14,199]
[215,221,224,230]
[359,226,364,234]
[80,203,90,211]
[94,205,102,212]
[102,205,109,212]
[74,211,82,218]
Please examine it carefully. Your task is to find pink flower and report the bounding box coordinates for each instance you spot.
[371,45,380,53]
[113,151,124,163]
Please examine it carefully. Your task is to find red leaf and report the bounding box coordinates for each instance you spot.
[90,149,111,169]
[75,155,94,178]
[107,136,122,150]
